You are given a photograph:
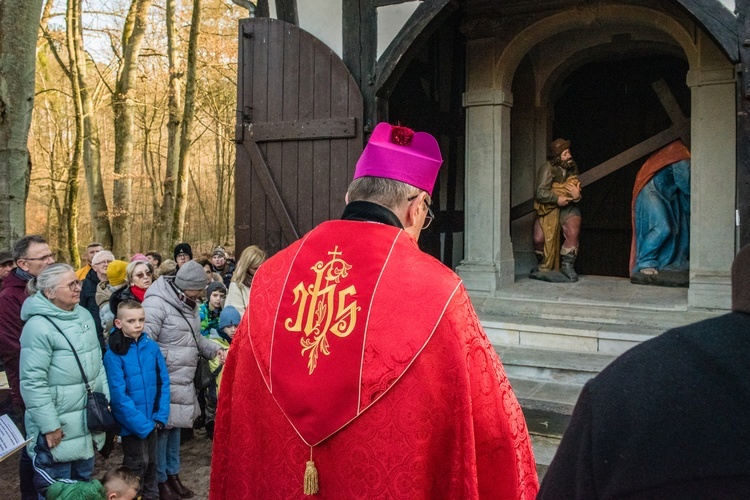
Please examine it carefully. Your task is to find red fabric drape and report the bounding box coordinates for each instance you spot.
[210,221,538,499]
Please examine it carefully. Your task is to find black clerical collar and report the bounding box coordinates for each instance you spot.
[341,201,404,229]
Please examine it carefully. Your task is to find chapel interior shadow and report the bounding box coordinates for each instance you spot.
[550,55,690,278]
[386,12,466,270]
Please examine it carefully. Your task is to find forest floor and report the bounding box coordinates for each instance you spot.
[0,428,213,499]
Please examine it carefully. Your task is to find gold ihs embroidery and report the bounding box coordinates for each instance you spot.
[285,247,360,374]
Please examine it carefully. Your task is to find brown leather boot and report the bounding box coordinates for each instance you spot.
[158,481,181,500]
[168,474,194,498]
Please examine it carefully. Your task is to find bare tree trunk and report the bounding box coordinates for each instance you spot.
[112,0,153,258]
[74,0,112,249]
[160,0,183,253]
[64,0,84,267]
[0,1,44,247]
[172,0,202,244]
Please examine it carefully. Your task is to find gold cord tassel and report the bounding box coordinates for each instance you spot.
[303,448,319,495]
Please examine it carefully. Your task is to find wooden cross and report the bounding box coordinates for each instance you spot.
[510,79,690,221]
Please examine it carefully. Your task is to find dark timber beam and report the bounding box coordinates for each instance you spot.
[256,0,270,18]
[738,0,750,247]
[243,142,300,242]
[375,0,458,100]
[275,0,298,25]
[675,0,738,62]
[374,0,419,6]
[343,0,377,133]
[245,118,356,142]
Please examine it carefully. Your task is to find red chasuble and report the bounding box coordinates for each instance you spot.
[210,220,538,499]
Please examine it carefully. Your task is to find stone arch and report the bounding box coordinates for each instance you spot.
[495,5,700,93]
[459,1,737,308]
[538,38,686,109]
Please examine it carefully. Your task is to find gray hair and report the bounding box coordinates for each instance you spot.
[126,260,153,285]
[346,176,423,211]
[27,263,75,296]
[13,235,48,262]
[91,250,115,265]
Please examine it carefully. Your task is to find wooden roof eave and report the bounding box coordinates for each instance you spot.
[675,0,739,62]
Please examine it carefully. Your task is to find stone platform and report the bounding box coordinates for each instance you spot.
[474,275,725,475]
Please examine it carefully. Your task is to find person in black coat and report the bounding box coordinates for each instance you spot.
[80,250,114,352]
[538,244,750,499]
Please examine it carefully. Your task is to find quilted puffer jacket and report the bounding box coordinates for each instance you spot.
[19,292,108,462]
[142,276,221,428]
[103,329,170,438]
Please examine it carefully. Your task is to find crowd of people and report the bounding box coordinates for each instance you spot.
[1,121,748,500]
[0,238,266,499]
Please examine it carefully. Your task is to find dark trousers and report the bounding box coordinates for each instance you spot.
[122,431,158,500]
[9,405,35,500]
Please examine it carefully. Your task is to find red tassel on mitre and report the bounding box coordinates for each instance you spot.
[390,125,415,146]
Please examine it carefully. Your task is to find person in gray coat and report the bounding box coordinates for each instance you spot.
[143,260,227,499]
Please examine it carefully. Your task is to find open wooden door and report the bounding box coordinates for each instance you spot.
[235,18,364,256]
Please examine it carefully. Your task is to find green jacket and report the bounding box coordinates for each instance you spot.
[45,479,106,500]
[20,292,108,462]
[208,335,230,395]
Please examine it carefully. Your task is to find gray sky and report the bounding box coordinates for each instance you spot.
[720,0,736,12]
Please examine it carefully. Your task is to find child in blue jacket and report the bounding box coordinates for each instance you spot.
[103,300,169,500]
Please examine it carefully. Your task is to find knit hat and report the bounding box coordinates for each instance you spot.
[173,242,193,261]
[130,253,148,262]
[175,260,208,291]
[212,246,227,258]
[732,244,750,313]
[218,305,241,331]
[206,281,227,299]
[353,123,443,196]
[0,251,13,265]
[548,138,571,159]
[107,260,128,286]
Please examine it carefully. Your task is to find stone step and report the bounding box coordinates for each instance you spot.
[531,434,561,482]
[495,346,611,437]
[472,275,722,331]
[476,296,720,330]
[511,377,579,437]
[485,314,662,355]
[496,344,617,384]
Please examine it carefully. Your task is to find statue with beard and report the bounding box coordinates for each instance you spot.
[531,138,582,282]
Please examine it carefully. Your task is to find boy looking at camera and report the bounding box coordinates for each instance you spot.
[103,300,170,500]
[199,281,226,338]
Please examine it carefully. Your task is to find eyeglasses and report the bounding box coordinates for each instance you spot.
[62,280,82,291]
[21,253,55,262]
[95,260,113,267]
[133,270,152,279]
[407,193,435,229]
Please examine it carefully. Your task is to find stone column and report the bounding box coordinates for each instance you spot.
[685,38,736,309]
[456,39,516,294]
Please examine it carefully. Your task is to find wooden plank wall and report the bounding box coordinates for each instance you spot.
[739,0,750,247]
[235,19,363,255]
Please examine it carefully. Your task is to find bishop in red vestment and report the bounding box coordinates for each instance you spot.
[210,123,538,499]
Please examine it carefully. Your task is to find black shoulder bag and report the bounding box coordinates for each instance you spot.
[41,316,121,434]
[170,305,214,390]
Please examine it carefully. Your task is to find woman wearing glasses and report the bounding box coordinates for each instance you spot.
[109,260,155,316]
[19,263,109,496]
[225,245,267,317]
